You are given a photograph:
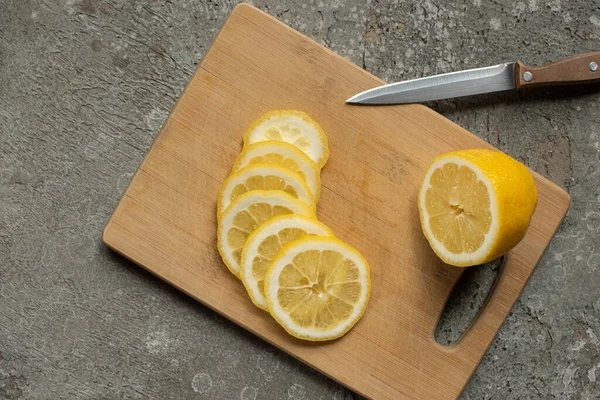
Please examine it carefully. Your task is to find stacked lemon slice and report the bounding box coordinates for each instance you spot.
[217,110,371,341]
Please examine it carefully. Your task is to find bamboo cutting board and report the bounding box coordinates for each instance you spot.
[103,4,570,399]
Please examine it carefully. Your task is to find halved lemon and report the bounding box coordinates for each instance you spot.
[217,191,315,277]
[264,236,371,341]
[418,149,538,267]
[232,141,322,201]
[243,110,329,168]
[240,215,334,310]
[217,164,315,215]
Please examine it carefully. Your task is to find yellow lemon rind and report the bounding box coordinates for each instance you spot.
[232,141,322,201]
[217,190,315,278]
[240,215,335,311]
[243,110,330,168]
[263,236,371,341]
[217,163,316,216]
[418,149,538,267]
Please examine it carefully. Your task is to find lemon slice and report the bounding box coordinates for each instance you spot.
[244,110,329,168]
[264,236,371,341]
[217,164,315,215]
[418,149,538,267]
[217,191,315,277]
[240,215,334,310]
[232,141,322,201]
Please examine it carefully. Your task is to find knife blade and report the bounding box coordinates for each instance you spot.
[347,52,600,104]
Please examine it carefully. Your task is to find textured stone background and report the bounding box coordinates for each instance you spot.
[1,0,599,399]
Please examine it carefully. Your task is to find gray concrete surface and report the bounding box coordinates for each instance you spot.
[1,0,599,398]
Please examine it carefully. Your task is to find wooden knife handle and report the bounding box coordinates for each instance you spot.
[514,52,600,89]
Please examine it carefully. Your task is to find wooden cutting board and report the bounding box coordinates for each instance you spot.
[103,4,570,399]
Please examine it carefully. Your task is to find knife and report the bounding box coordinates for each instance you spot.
[347,52,600,104]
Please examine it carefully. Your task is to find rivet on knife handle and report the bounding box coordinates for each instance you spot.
[514,52,600,89]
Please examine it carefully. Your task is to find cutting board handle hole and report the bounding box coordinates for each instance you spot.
[434,257,503,346]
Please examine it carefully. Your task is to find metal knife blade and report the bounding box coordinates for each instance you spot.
[347,62,516,104]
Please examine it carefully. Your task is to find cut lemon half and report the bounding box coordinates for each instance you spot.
[217,164,315,215]
[418,149,538,267]
[232,141,321,201]
[264,236,371,341]
[243,110,329,168]
[240,215,334,310]
[217,191,315,277]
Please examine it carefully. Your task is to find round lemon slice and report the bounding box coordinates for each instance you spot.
[217,164,315,215]
[217,191,315,277]
[243,110,329,168]
[240,215,334,310]
[232,141,322,201]
[264,236,371,341]
[418,149,538,267]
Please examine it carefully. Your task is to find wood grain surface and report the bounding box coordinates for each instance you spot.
[103,4,570,399]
